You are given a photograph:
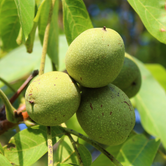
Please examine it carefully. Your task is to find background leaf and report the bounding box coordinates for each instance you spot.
[38,0,59,69]
[57,164,79,166]
[54,135,92,166]
[0,154,12,166]
[91,131,136,166]
[117,134,160,166]
[14,0,35,40]
[0,35,68,88]
[62,0,93,45]
[145,64,166,91]
[127,0,166,44]
[0,0,20,50]
[133,57,166,148]
[0,143,4,154]
[4,125,64,166]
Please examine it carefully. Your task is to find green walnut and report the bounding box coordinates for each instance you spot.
[76,84,135,146]
[112,53,141,98]
[25,71,81,126]
[65,27,125,88]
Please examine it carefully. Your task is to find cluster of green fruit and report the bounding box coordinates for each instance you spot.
[25,27,141,146]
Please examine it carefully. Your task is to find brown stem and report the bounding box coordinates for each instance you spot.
[0,108,28,135]
[0,70,38,120]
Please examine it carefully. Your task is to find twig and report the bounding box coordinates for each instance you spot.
[67,134,84,166]
[0,109,28,135]
[0,70,38,120]
[47,126,53,166]
[39,0,56,75]
[59,127,122,166]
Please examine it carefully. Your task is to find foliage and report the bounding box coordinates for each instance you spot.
[0,0,166,166]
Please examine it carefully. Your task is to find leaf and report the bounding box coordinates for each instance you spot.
[55,136,92,166]
[127,0,166,44]
[117,134,160,166]
[91,131,136,166]
[0,143,4,155]
[4,125,64,166]
[62,0,93,45]
[133,57,166,148]
[57,164,79,166]
[145,64,166,91]
[38,0,59,69]
[0,35,68,88]
[0,0,20,50]
[25,22,38,53]
[14,0,35,40]
[0,154,12,166]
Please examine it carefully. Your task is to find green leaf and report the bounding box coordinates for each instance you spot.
[0,0,20,50]
[0,35,68,88]
[57,164,79,166]
[55,136,92,166]
[0,143,4,155]
[117,134,160,166]
[38,0,59,69]
[25,22,38,53]
[127,0,166,44]
[0,154,12,166]
[92,131,136,166]
[133,58,166,148]
[62,0,93,45]
[4,125,64,166]
[14,0,35,40]
[145,64,166,91]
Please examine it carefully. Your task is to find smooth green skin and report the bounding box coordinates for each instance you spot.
[25,71,81,126]
[65,27,125,88]
[112,53,142,98]
[76,84,135,146]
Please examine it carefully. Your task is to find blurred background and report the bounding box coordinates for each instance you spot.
[0,0,166,165]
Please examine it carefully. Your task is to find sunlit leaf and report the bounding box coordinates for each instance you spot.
[4,125,64,166]
[0,0,20,50]
[132,57,166,149]
[14,0,35,40]
[0,154,12,166]
[62,0,93,45]
[0,143,4,155]
[127,0,166,44]
[0,35,68,88]
[55,135,92,166]
[145,64,166,91]
[92,131,136,166]
[38,0,59,69]
[117,134,160,166]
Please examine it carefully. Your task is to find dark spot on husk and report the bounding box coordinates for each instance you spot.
[90,103,93,110]
[101,105,103,107]
[110,112,112,115]
[103,26,106,31]
[80,77,82,81]
[102,113,104,116]
[29,100,34,104]
[132,81,136,86]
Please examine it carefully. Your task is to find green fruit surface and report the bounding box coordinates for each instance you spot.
[112,53,141,98]
[25,71,81,126]
[65,27,125,88]
[76,84,135,146]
